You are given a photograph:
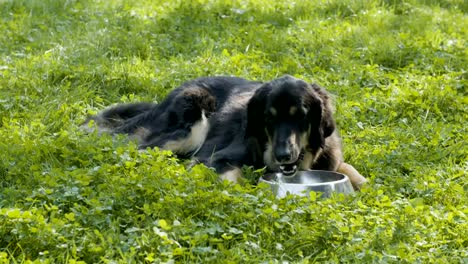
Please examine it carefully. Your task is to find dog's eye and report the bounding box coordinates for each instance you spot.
[296,111,306,119]
[290,108,305,119]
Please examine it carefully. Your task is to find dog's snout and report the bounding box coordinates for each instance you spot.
[274,147,292,163]
[273,126,298,163]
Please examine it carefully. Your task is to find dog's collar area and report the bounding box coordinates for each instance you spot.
[298,150,305,161]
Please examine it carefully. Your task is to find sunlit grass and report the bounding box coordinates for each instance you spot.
[0,0,466,262]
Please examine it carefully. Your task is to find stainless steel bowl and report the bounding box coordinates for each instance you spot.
[259,170,354,198]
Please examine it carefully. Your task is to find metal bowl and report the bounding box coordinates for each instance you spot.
[259,170,354,198]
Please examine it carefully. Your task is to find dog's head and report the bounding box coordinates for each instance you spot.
[246,75,335,175]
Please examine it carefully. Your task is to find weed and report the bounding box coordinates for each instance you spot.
[0,0,466,262]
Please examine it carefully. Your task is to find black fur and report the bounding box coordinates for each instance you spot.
[84,75,344,178]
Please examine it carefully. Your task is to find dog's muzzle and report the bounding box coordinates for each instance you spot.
[278,151,305,176]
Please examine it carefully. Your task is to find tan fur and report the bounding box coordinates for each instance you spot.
[270,107,277,116]
[219,167,243,183]
[263,143,276,171]
[289,106,297,116]
[337,162,367,190]
[129,127,150,143]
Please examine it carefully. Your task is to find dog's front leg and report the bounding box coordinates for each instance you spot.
[337,162,367,190]
[219,167,244,184]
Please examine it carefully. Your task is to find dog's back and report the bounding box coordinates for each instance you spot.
[83,76,261,154]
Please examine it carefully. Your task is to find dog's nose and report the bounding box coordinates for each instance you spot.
[275,147,292,163]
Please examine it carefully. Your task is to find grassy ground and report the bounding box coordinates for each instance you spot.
[0,0,466,262]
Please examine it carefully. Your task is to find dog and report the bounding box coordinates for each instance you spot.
[83,75,367,189]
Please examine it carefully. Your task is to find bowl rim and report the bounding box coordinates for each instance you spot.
[259,170,350,186]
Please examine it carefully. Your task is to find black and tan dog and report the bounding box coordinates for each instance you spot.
[83,75,367,189]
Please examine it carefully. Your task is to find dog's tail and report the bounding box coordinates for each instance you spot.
[81,102,156,134]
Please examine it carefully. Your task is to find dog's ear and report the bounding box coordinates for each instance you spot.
[306,84,336,149]
[245,84,271,142]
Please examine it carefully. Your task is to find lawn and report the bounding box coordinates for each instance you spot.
[0,0,466,263]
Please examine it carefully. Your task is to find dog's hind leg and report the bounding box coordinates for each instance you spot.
[139,87,216,154]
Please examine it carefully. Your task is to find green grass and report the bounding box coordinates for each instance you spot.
[0,0,467,262]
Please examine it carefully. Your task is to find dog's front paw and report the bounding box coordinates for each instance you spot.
[337,162,368,190]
